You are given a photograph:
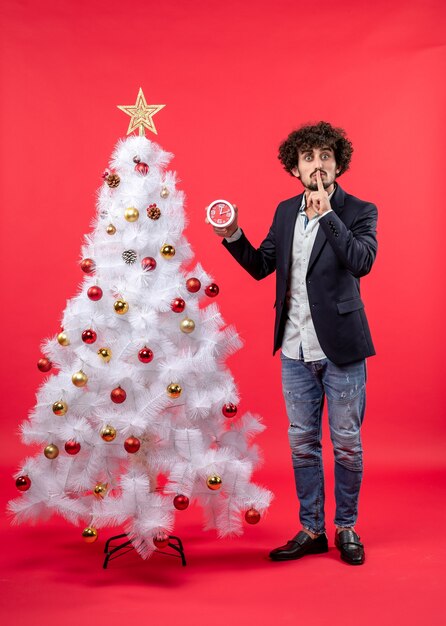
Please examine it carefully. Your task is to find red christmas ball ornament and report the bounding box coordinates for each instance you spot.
[80,258,95,274]
[138,347,153,363]
[124,436,141,453]
[222,403,238,418]
[16,475,31,491]
[111,386,126,404]
[87,286,103,301]
[153,533,170,549]
[37,357,52,372]
[171,298,186,313]
[142,257,157,271]
[82,329,97,344]
[186,277,201,293]
[64,440,81,455]
[135,161,149,175]
[205,283,219,297]
[245,508,261,524]
[173,495,189,511]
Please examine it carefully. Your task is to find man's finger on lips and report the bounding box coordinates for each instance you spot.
[316,170,325,192]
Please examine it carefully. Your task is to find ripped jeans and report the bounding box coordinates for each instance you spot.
[281,353,366,534]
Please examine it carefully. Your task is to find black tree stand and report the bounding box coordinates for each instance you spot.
[103,533,187,569]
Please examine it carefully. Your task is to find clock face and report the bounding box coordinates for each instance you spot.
[207,200,235,228]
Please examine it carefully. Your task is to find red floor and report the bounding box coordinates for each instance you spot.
[1,465,445,626]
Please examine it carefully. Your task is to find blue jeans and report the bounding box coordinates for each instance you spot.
[281,353,366,534]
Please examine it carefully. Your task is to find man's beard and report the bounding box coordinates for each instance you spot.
[305,171,336,191]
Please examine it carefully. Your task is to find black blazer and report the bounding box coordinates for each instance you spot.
[222,185,378,365]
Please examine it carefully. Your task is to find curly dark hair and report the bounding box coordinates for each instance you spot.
[278,121,353,177]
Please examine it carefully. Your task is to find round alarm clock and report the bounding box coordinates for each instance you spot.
[206,199,236,228]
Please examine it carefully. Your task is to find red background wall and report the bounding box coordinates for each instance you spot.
[0,3,445,623]
[1,0,444,468]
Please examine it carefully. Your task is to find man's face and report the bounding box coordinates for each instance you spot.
[292,146,340,191]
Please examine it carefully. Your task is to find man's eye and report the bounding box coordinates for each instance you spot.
[304,155,312,161]
[321,154,329,160]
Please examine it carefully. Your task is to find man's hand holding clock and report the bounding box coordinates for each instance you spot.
[205,200,239,238]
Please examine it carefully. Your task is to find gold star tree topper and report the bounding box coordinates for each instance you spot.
[117,88,165,136]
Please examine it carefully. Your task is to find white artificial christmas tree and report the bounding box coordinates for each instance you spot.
[9,91,272,560]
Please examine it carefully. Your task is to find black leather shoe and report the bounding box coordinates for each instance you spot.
[269,531,328,561]
[335,530,365,565]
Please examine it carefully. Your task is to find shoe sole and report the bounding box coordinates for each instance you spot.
[339,553,365,565]
[269,546,329,561]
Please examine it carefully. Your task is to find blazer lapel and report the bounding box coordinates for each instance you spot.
[307,185,345,274]
[283,193,303,268]
[331,184,346,216]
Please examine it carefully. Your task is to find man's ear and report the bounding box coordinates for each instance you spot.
[291,167,300,178]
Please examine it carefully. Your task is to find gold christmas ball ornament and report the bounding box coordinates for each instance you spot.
[57,331,70,346]
[93,482,108,499]
[44,443,59,459]
[206,475,223,491]
[106,224,116,235]
[101,425,117,442]
[160,244,175,259]
[180,318,195,334]
[160,186,169,199]
[52,400,68,416]
[72,370,88,387]
[97,347,112,362]
[167,383,182,398]
[114,299,129,315]
[82,527,98,543]
[124,207,139,222]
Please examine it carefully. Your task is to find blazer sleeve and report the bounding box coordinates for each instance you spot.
[221,211,277,281]
[318,202,378,277]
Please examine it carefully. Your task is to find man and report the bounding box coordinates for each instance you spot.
[208,121,377,565]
